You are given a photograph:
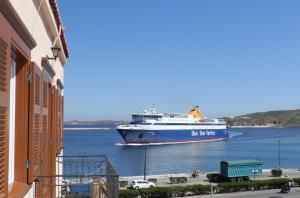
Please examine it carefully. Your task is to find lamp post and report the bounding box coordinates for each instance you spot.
[138,133,147,180]
[144,142,147,180]
[252,169,258,181]
[278,139,281,170]
[210,183,217,198]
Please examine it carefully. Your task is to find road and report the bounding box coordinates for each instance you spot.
[190,187,300,198]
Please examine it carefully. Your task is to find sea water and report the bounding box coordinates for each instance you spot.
[64,126,300,176]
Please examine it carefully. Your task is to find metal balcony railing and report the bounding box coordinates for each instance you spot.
[37,155,119,198]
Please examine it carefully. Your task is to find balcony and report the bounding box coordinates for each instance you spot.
[37,155,119,198]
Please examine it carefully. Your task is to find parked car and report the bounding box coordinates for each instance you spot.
[128,180,155,189]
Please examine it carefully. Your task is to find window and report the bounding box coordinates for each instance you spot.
[8,56,16,184]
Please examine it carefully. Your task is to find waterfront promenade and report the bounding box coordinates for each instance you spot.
[119,169,300,188]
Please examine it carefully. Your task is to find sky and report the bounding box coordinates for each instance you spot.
[58,0,300,121]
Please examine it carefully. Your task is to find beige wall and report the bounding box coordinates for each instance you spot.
[7,1,67,197]
[9,0,66,90]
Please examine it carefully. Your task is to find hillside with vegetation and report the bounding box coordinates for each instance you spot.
[226,109,300,128]
[64,109,300,128]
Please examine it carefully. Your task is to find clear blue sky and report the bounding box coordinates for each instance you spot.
[58,0,300,121]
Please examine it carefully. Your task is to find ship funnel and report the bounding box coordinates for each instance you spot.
[188,106,203,119]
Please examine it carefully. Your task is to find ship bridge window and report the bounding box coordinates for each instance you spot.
[132,114,162,121]
[146,115,157,119]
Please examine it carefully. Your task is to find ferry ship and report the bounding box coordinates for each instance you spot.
[116,106,229,145]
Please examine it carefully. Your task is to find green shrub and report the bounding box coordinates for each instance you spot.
[169,176,187,184]
[119,189,140,198]
[206,173,221,182]
[139,186,183,198]
[168,186,185,197]
[218,182,248,193]
[178,177,187,183]
[148,178,157,184]
[217,178,290,193]
[292,178,300,186]
[184,184,211,195]
[271,169,282,177]
[119,180,128,187]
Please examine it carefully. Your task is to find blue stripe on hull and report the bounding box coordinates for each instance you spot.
[117,129,229,144]
[129,122,225,126]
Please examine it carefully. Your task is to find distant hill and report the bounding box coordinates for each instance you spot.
[64,120,127,126]
[65,109,300,128]
[226,109,300,128]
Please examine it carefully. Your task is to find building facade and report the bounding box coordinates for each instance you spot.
[0,0,68,197]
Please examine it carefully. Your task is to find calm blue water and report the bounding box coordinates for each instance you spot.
[64,126,300,176]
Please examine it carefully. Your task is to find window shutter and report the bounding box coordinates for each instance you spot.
[40,68,51,197]
[50,86,57,196]
[50,86,57,157]
[34,180,41,198]
[57,94,62,151]
[14,59,31,184]
[0,38,9,197]
[55,89,60,154]
[28,62,42,183]
[61,96,64,149]
[56,79,64,152]
[41,80,48,176]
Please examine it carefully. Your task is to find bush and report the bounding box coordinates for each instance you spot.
[119,180,128,187]
[293,178,300,186]
[119,189,140,198]
[169,176,187,184]
[207,173,221,182]
[148,178,157,184]
[271,169,282,177]
[184,184,211,195]
[217,178,290,193]
[178,177,187,183]
[139,186,184,198]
